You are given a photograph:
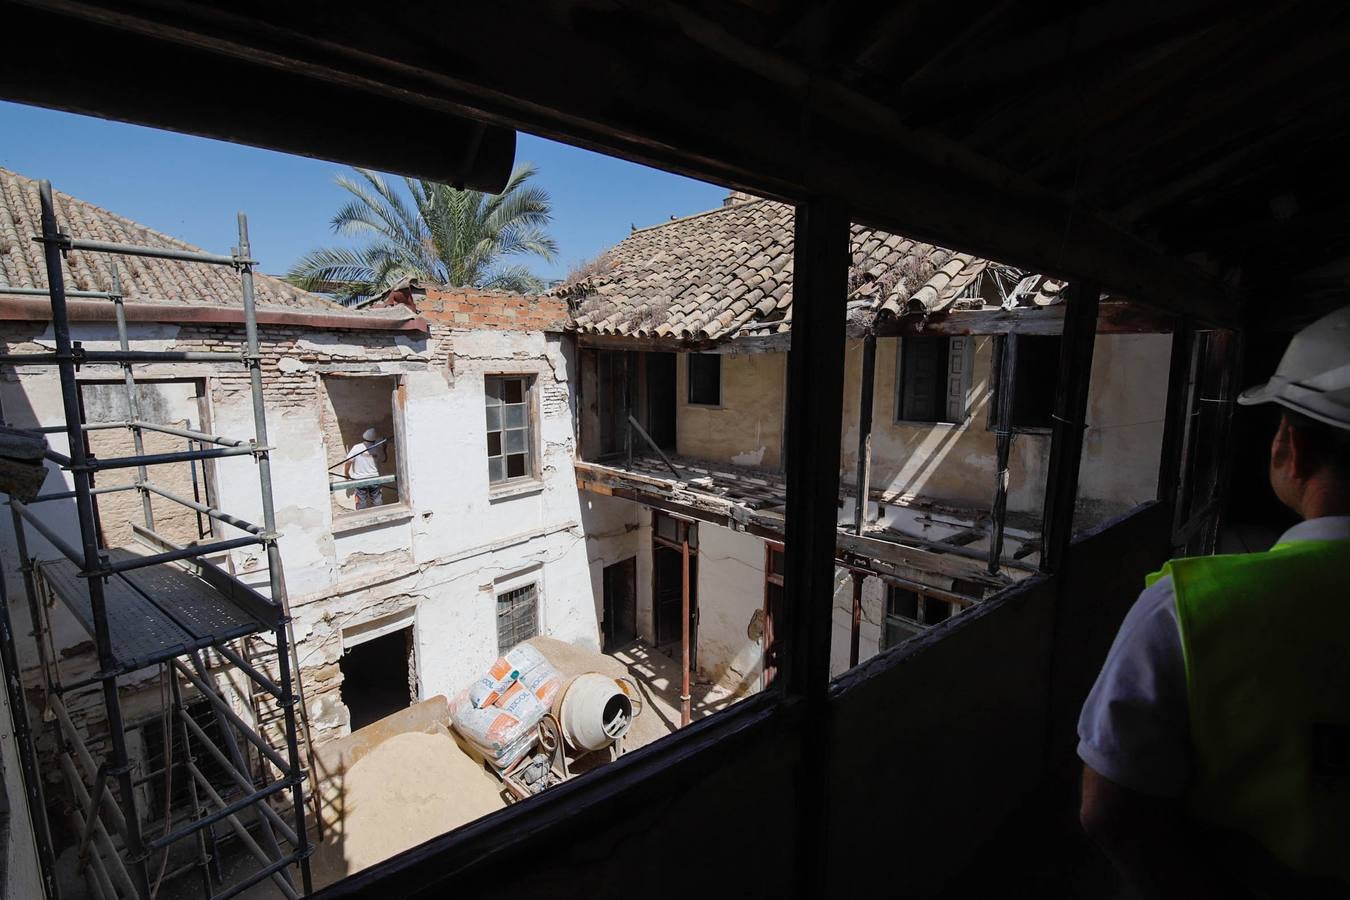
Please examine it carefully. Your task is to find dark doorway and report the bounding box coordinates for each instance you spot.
[645,352,677,450]
[603,557,638,651]
[652,513,698,669]
[340,626,413,732]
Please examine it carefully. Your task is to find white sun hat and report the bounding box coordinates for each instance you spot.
[362,428,378,441]
[1237,305,1350,431]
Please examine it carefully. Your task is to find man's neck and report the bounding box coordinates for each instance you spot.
[1299,480,1350,521]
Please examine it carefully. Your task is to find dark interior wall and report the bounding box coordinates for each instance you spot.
[826,574,1058,898]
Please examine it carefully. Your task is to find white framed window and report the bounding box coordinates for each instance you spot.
[895,336,974,424]
[485,374,538,486]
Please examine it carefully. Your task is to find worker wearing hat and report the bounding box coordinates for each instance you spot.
[1078,306,1350,897]
[344,427,387,509]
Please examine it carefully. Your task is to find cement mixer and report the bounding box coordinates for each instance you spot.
[552,673,643,756]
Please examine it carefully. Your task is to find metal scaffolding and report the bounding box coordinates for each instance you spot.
[0,181,313,898]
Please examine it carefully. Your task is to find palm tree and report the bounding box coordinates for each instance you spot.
[287,165,557,303]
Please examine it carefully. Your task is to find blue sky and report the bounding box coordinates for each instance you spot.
[0,101,727,283]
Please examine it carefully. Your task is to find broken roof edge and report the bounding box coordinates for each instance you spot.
[0,295,430,334]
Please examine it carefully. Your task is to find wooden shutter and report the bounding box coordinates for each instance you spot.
[945,337,974,422]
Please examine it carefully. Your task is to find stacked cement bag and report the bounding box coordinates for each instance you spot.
[450,643,563,768]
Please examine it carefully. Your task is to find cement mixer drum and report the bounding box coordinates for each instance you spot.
[557,673,634,752]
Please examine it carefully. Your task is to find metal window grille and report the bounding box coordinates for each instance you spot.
[485,375,533,483]
[496,583,539,651]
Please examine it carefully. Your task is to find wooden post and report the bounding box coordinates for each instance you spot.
[849,570,864,668]
[680,522,692,727]
[1039,281,1101,574]
[852,332,877,535]
[784,198,849,899]
[988,334,1019,573]
[1155,315,1192,511]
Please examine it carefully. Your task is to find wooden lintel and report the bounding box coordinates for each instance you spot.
[873,300,1175,337]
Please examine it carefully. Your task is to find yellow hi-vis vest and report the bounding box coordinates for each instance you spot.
[1147,539,1350,880]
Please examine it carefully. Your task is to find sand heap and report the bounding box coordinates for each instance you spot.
[336,729,506,872]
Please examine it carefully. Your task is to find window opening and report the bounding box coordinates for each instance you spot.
[322,374,403,516]
[486,375,536,485]
[497,582,540,652]
[992,334,1062,430]
[602,558,638,652]
[897,336,960,423]
[687,353,721,406]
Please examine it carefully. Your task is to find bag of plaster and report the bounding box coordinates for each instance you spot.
[451,646,562,767]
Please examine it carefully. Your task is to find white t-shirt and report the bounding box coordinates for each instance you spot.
[1077,515,1350,797]
[347,440,385,479]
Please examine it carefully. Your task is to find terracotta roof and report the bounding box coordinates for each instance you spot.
[0,168,343,311]
[557,197,997,341]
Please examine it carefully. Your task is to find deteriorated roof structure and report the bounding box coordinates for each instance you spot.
[557,196,994,341]
[0,168,343,311]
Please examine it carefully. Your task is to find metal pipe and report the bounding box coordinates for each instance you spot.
[210,643,283,699]
[0,284,119,299]
[60,236,255,268]
[111,265,158,533]
[102,535,264,574]
[58,752,138,899]
[43,447,72,467]
[329,473,397,492]
[66,797,115,900]
[186,761,300,900]
[130,420,249,447]
[0,350,244,364]
[852,332,877,535]
[145,777,289,850]
[171,671,216,899]
[141,481,263,534]
[680,522,692,727]
[849,570,864,668]
[10,498,87,568]
[210,852,301,900]
[172,658,291,774]
[79,443,262,472]
[0,543,61,900]
[238,212,314,893]
[178,707,299,846]
[10,503,59,692]
[74,765,110,863]
[23,482,139,504]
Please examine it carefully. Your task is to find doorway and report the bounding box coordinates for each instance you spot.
[652,512,698,669]
[603,557,638,652]
[645,352,677,451]
[339,626,414,732]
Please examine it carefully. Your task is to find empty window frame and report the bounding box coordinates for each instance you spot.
[990,334,1062,431]
[896,336,973,424]
[687,353,721,406]
[879,584,959,651]
[485,375,537,485]
[322,374,405,516]
[496,582,539,652]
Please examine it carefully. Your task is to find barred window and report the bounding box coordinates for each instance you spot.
[496,583,539,652]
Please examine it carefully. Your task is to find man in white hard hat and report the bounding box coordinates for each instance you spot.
[1078,306,1350,897]
[344,427,387,509]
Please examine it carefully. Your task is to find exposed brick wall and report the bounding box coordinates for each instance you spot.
[372,286,570,333]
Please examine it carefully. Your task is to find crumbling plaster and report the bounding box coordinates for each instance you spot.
[676,351,784,470]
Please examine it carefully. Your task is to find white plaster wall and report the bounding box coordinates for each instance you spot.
[694,523,767,693]
[580,492,643,641]
[829,570,885,678]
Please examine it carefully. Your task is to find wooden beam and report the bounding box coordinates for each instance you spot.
[871,301,1175,337]
[1039,282,1102,574]
[851,334,877,534]
[783,197,848,898]
[837,531,1012,589]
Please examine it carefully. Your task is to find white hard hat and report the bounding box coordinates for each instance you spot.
[362,428,378,441]
[1238,305,1350,431]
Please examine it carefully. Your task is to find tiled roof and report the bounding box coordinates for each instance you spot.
[558,197,994,341]
[0,168,343,311]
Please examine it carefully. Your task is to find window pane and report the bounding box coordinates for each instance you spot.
[485,405,501,430]
[504,403,527,428]
[886,586,919,620]
[496,584,538,651]
[506,453,527,478]
[899,336,949,422]
[504,428,527,454]
[504,378,524,404]
[769,547,785,576]
[487,432,502,456]
[485,378,503,405]
[923,597,951,624]
[488,456,505,482]
[687,354,721,405]
[656,514,678,542]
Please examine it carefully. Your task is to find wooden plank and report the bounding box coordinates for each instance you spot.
[836,531,1011,589]
[872,300,1174,337]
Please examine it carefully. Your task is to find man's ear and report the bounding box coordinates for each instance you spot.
[1282,414,1317,479]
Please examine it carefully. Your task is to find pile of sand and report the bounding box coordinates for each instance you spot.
[335,729,506,872]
